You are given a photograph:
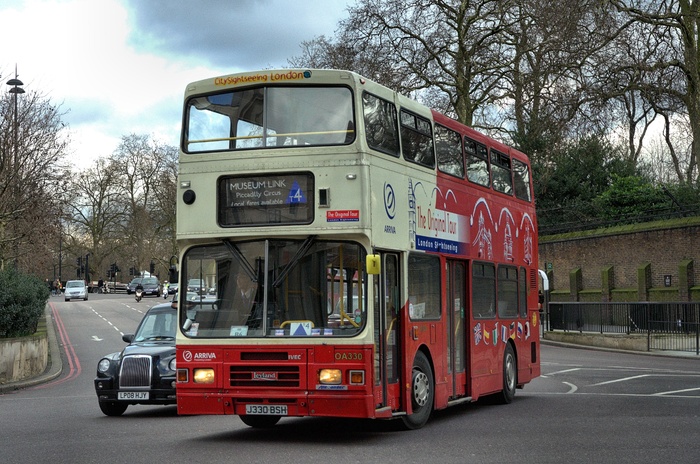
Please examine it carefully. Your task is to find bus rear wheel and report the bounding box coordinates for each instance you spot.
[239,415,281,428]
[499,343,517,404]
[401,351,433,430]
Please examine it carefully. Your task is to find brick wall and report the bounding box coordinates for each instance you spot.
[538,218,700,302]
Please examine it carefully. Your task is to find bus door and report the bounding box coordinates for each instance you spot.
[446,260,467,398]
[373,252,401,412]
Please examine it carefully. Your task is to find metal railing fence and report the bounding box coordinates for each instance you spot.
[546,302,700,354]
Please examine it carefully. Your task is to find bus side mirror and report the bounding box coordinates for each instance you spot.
[366,254,380,275]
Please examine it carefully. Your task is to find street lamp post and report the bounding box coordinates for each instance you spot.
[7,67,24,172]
[6,66,24,269]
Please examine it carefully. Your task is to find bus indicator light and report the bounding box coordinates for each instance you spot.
[349,370,365,385]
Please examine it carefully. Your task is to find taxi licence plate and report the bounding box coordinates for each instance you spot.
[245,404,288,415]
[118,391,149,400]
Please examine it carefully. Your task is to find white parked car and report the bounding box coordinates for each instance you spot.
[65,280,88,301]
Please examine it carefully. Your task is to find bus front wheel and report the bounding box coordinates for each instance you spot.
[401,351,434,430]
[239,415,281,428]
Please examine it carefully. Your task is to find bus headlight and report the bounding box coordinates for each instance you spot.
[319,369,342,384]
[193,368,215,384]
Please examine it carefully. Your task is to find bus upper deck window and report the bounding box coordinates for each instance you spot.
[400,110,434,168]
[513,158,532,202]
[363,92,399,157]
[491,150,512,195]
[466,138,490,187]
[436,124,464,178]
[186,86,354,153]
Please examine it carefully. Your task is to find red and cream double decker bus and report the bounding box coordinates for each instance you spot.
[175,69,540,429]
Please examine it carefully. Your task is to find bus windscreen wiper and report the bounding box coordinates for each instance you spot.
[272,235,317,288]
[223,240,257,281]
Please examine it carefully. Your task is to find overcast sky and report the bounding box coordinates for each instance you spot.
[0,0,350,166]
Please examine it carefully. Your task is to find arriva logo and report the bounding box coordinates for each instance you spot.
[384,182,396,219]
[182,350,217,362]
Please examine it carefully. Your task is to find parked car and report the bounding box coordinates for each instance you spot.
[94,302,177,416]
[64,280,88,301]
[126,277,142,295]
[140,277,161,297]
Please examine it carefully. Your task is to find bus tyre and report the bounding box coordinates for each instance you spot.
[401,351,434,430]
[500,343,517,404]
[240,415,281,428]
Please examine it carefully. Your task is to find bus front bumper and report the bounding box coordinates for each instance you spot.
[177,390,377,418]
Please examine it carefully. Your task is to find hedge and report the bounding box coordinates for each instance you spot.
[0,268,50,338]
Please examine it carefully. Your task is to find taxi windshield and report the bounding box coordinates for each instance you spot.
[135,309,177,341]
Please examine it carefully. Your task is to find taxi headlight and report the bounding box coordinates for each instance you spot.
[319,368,342,385]
[97,358,111,373]
[168,358,177,371]
[193,368,215,384]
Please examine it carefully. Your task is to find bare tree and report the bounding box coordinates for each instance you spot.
[64,157,128,280]
[291,0,514,127]
[608,0,700,182]
[0,88,69,275]
[110,134,176,278]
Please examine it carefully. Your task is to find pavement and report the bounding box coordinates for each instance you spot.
[541,337,700,359]
[1,307,697,394]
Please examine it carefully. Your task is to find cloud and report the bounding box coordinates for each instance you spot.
[1,0,349,167]
[124,0,348,69]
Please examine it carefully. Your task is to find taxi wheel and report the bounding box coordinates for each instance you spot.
[99,401,128,416]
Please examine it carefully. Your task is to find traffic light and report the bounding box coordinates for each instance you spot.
[76,256,82,278]
[150,261,155,274]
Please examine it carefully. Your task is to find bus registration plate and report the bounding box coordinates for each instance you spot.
[245,404,288,415]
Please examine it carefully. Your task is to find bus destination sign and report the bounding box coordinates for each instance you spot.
[218,172,314,226]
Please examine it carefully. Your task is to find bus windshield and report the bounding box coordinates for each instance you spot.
[185,86,355,152]
[181,239,367,338]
